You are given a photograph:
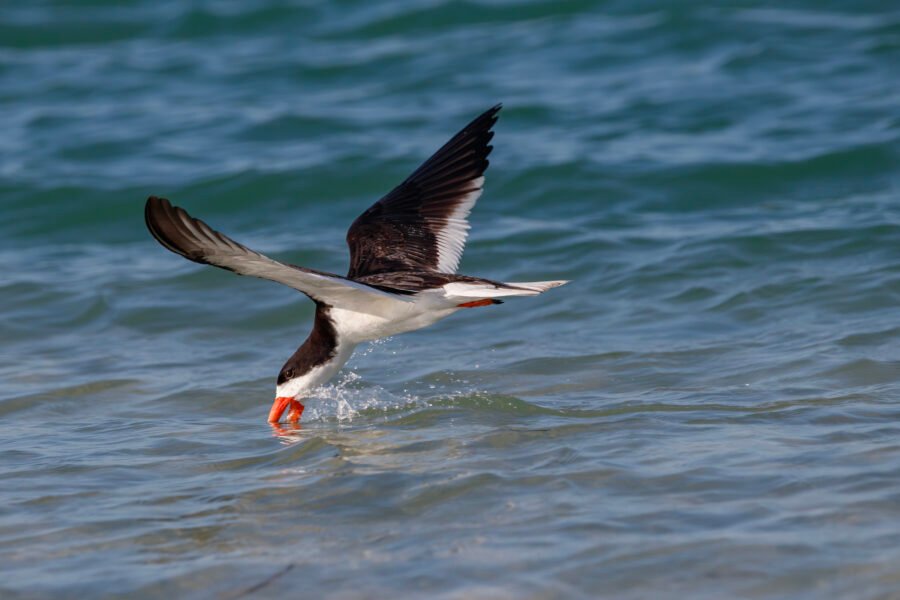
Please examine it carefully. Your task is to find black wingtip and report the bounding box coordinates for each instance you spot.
[146,195,168,207]
[144,195,170,228]
[483,103,502,124]
[144,195,208,263]
[144,195,168,241]
[145,195,183,258]
[462,104,502,135]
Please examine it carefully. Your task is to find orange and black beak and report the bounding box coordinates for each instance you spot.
[268,397,305,423]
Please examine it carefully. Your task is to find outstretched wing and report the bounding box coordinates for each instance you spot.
[145,196,409,315]
[346,104,500,279]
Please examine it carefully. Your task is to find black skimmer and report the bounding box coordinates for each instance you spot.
[145,105,567,424]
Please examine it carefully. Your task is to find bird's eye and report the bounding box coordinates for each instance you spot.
[283,368,294,380]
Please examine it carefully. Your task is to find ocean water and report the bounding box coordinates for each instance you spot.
[2,1,900,598]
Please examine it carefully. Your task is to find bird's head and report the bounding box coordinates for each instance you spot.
[269,362,306,423]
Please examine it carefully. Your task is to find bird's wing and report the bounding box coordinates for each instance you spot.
[345,104,500,279]
[145,196,410,315]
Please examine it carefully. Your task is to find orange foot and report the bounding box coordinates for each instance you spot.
[457,298,497,308]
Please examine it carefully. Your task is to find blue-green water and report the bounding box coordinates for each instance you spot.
[2,1,900,598]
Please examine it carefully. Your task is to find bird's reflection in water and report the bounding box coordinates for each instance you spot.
[269,421,303,443]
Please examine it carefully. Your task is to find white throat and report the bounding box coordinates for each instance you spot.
[275,341,357,399]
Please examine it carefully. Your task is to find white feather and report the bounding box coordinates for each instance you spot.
[434,176,484,273]
[442,280,569,299]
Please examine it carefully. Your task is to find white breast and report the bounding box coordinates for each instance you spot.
[329,300,457,344]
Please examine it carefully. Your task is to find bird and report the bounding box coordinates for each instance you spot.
[145,105,568,424]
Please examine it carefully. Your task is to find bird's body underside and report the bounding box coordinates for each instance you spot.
[145,105,568,423]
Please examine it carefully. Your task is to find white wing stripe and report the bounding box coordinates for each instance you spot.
[434,176,484,273]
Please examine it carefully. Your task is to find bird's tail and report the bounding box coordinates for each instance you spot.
[499,280,569,296]
[442,279,569,304]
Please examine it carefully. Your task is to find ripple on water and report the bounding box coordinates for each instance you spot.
[2,0,900,598]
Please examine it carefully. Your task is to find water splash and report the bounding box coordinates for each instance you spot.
[302,341,427,424]
[302,379,423,423]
